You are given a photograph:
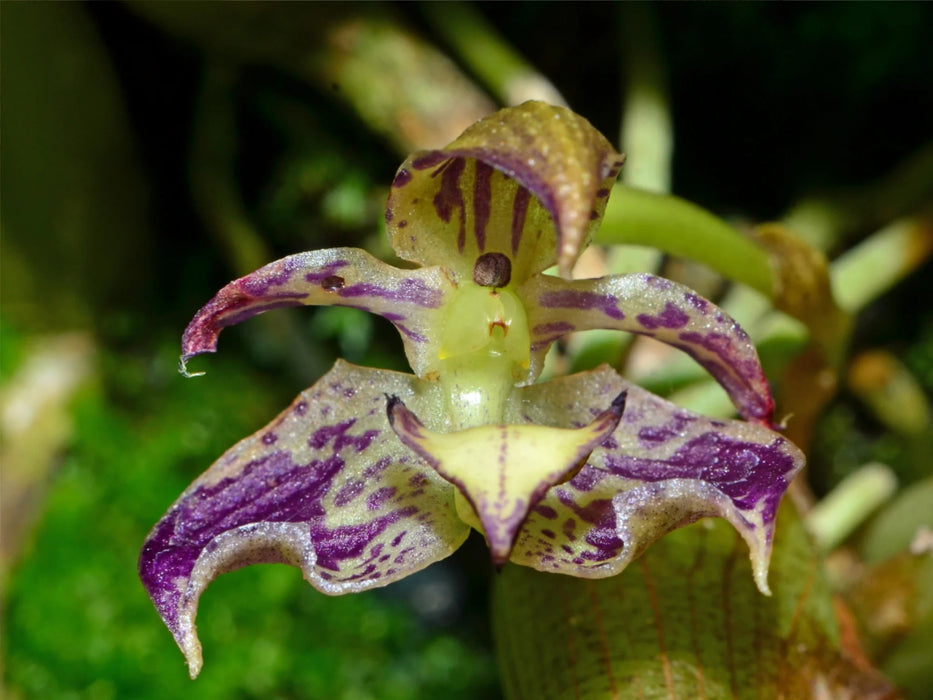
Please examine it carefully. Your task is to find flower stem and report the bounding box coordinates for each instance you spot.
[807,463,898,553]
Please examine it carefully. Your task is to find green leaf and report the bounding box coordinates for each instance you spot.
[1,2,153,330]
[493,500,893,699]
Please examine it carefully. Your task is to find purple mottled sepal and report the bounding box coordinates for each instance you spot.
[387,392,626,566]
[522,273,775,424]
[179,248,454,379]
[507,366,803,593]
[139,361,468,677]
[386,101,623,282]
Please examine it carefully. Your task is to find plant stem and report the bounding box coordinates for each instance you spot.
[420,2,566,108]
[807,463,898,552]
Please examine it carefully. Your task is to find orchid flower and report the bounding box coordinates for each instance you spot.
[140,101,804,678]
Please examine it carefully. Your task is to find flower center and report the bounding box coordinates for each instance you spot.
[436,264,531,429]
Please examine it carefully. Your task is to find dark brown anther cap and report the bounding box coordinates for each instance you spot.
[472,252,512,288]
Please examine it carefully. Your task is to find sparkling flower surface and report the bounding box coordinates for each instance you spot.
[140,102,803,677]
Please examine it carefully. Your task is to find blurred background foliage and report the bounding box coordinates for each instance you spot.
[2,3,932,698]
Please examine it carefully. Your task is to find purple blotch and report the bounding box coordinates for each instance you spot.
[605,432,796,523]
[411,152,448,170]
[581,526,623,561]
[338,278,442,308]
[532,321,574,338]
[312,507,418,571]
[304,260,350,285]
[237,259,303,296]
[638,426,675,444]
[685,292,711,313]
[309,419,379,453]
[568,466,605,492]
[562,518,576,541]
[408,474,429,488]
[392,168,413,187]
[334,480,365,507]
[539,290,624,321]
[511,186,531,255]
[394,546,416,564]
[363,457,392,480]
[367,487,398,511]
[473,161,493,251]
[214,297,307,330]
[637,302,690,330]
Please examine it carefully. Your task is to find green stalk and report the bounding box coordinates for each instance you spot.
[597,186,776,298]
[831,216,933,313]
[420,2,566,107]
[618,2,672,196]
[807,463,898,553]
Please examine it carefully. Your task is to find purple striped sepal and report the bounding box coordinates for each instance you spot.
[142,101,804,677]
[139,361,469,678]
[140,364,802,677]
[386,101,624,281]
[507,366,802,594]
[179,248,454,380]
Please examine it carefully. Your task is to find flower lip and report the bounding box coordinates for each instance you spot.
[386,390,628,566]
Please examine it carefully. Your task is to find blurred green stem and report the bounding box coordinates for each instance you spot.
[190,65,327,382]
[568,5,672,373]
[420,2,566,107]
[831,216,933,313]
[619,2,672,196]
[597,186,775,297]
[785,142,933,252]
[807,463,898,553]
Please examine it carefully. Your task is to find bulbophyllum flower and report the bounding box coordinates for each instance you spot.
[140,102,803,677]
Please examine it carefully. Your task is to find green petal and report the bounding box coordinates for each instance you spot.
[386,101,623,281]
[387,392,625,565]
[179,248,454,379]
[494,501,887,700]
